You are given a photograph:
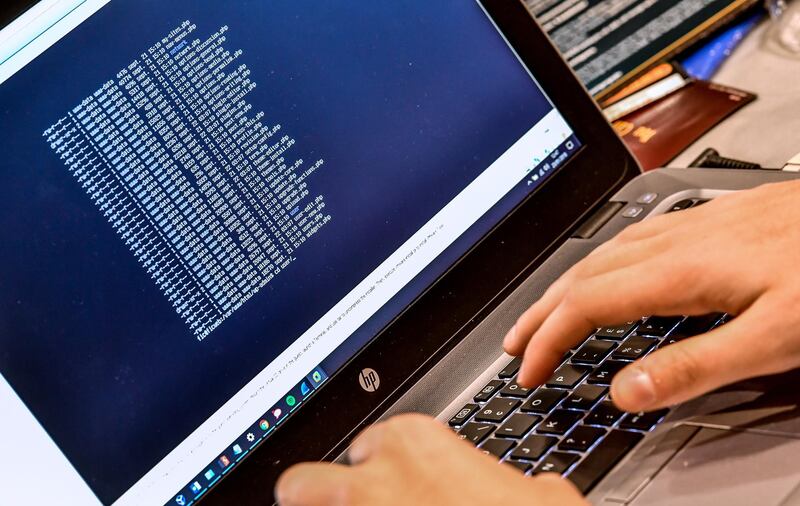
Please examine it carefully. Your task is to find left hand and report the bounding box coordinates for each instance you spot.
[275,413,587,506]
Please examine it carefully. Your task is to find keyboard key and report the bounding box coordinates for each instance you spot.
[618,409,669,431]
[474,379,505,402]
[498,357,522,379]
[448,403,479,427]
[474,397,520,423]
[594,321,638,340]
[457,422,495,444]
[670,314,723,339]
[667,199,695,213]
[563,384,608,410]
[546,364,591,389]
[533,451,580,475]
[505,460,532,473]
[510,434,558,460]
[586,360,626,385]
[560,425,606,452]
[499,380,532,398]
[567,430,644,494]
[521,388,566,414]
[537,410,584,435]
[638,316,683,337]
[497,414,540,438]
[480,438,516,459]
[585,401,624,426]
[572,340,616,365]
[612,335,657,360]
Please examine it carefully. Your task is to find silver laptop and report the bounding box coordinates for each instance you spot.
[1,1,798,505]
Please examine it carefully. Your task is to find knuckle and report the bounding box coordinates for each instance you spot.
[560,286,586,313]
[650,345,704,394]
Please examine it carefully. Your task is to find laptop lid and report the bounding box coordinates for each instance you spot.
[0,1,637,504]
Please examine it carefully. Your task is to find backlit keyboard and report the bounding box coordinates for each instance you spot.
[449,314,727,493]
[448,197,723,493]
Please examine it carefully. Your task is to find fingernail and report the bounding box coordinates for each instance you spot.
[614,366,657,410]
[503,324,517,348]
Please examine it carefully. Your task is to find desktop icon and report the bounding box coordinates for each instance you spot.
[286,395,296,407]
[272,407,282,419]
[259,419,270,431]
[204,469,216,481]
[190,481,202,494]
[232,444,243,456]
[218,455,231,468]
[175,495,187,506]
[300,382,310,396]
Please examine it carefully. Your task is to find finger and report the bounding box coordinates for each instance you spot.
[515,256,737,387]
[611,299,781,412]
[504,234,672,356]
[276,462,354,506]
[614,206,698,243]
[347,421,389,465]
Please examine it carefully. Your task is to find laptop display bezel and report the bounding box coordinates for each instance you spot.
[205,0,639,503]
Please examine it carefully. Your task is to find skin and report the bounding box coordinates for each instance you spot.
[276,414,587,506]
[277,180,800,505]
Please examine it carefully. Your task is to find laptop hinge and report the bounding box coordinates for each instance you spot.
[572,201,623,239]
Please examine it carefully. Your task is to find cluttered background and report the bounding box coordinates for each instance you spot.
[526,0,800,171]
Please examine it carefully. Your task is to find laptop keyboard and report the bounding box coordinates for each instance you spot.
[448,197,723,494]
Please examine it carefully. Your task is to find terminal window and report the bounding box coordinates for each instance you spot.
[44,21,331,341]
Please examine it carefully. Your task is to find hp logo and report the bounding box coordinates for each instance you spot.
[358,368,380,392]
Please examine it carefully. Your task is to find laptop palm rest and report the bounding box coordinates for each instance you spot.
[624,427,800,505]
[599,372,800,505]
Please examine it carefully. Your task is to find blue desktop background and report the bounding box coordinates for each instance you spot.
[0,1,558,502]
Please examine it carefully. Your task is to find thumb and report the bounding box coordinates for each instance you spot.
[610,301,782,412]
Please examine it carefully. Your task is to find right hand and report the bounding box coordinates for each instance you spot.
[503,180,800,413]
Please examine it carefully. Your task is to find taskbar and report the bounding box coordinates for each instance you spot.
[169,366,329,506]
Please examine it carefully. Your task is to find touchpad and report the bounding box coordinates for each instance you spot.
[629,427,800,505]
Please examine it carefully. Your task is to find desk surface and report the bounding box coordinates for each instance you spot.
[671,19,800,169]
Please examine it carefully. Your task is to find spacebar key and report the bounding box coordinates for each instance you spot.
[567,430,643,494]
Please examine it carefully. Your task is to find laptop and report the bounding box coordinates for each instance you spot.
[1,1,799,505]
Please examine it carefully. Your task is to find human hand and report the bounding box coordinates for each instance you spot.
[503,180,800,412]
[275,414,587,506]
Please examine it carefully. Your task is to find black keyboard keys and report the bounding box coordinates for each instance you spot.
[638,316,682,337]
[671,313,723,339]
[560,425,606,452]
[510,434,557,460]
[474,397,520,423]
[533,452,580,475]
[497,414,540,438]
[667,199,695,213]
[572,339,616,365]
[546,364,591,389]
[563,384,608,410]
[448,403,478,427]
[538,409,584,435]
[619,409,668,431]
[499,380,532,398]
[612,335,656,360]
[567,430,644,494]
[457,422,495,444]
[521,388,566,414]
[474,379,505,402]
[585,401,624,426]
[505,460,532,473]
[594,321,638,340]
[587,360,626,385]
[479,438,516,458]
[498,357,522,379]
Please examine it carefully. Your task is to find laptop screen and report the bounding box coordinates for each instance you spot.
[0,1,581,504]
